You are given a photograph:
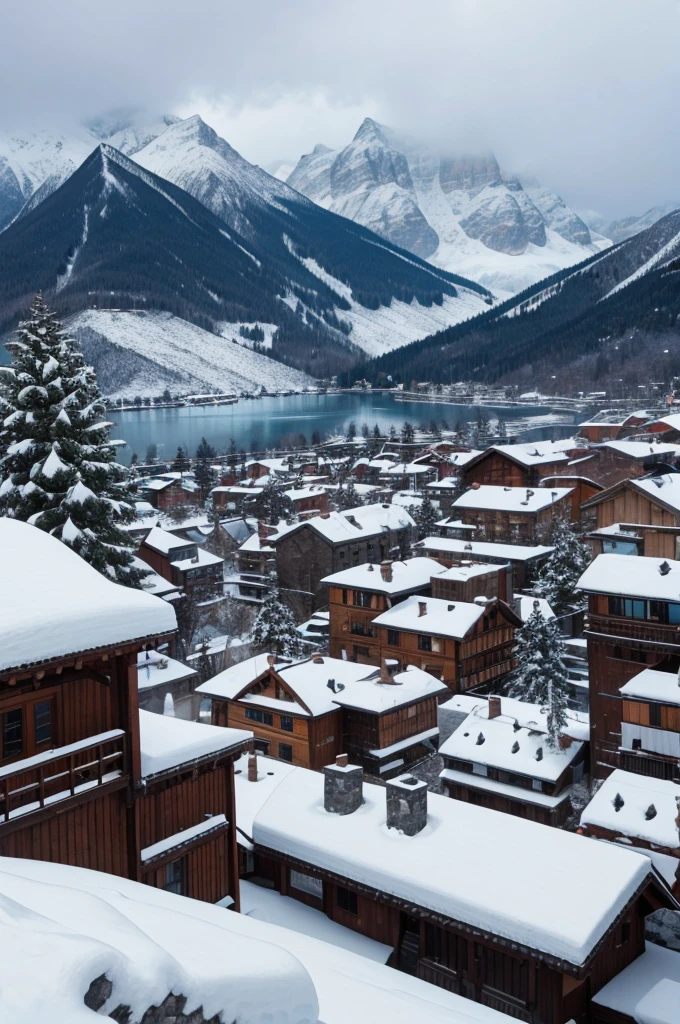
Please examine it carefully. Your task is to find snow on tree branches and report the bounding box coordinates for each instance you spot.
[535,515,591,613]
[0,295,147,586]
[251,577,304,658]
[510,600,569,747]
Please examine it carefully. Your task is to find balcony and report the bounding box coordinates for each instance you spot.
[586,613,680,648]
[0,729,126,824]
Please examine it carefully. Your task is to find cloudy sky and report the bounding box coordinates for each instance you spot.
[2,0,679,217]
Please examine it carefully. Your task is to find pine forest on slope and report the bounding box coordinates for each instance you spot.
[345,209,680,389]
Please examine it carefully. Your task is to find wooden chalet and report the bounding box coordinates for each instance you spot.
[576,412,650,444]
[198,653,446,777]
[581,473,680,557]
[578,553,680,779]
[451,485,574,545]
[417,536,553,591]
[0,518,250,907]
[321,556,446,663]
[591,942,680,1024]
[271,504,417,621]
[137,525,224,595]
[371,593,522,693]
[634,411,680,442]
[580,768,680,897]
[439,694,588,827]
[461,442,575,490]
[138,472,201,510]
[431,562,509,604]
[236,754,677,1024]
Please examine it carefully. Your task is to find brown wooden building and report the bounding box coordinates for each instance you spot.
[237,755,676,1024]
[139,473,201,510]
[461,444,574,489]
[577,553,680,779]
[321,556,446,663]
[272,504,417,621]
[581,474,680,556]
[137,525,224,595]
[371,594,522,693]
[439,694,588,827]
[417,535,553,592]
[198,653,446,777]
[451,485,574,544]
[0,518,250,909]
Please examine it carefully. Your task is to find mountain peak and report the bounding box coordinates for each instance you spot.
[311,143,332,157]
[353,117,389,145]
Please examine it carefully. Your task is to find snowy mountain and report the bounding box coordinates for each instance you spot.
[0,141,492,378]
[69,309,314,398]
[350,208,680,386]
[0,111,180,231]
[263,159,297,182]
[582,202,680,245]
[286,119,610,297]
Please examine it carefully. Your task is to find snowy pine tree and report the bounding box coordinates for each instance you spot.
[546,673,569,749]
[510,600,569,712]
[414,492,439,537]
[333,478,364,511]
[535,515,591,613]
[255,478,294,524]
[194,436,217,494]
[251,578,304,657]
[0,296,147,586]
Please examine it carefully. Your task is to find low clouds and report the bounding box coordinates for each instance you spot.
[2,0,679,216]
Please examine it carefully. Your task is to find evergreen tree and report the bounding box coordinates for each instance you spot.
[347,421,357,441]
[333,478,364,511]
[414,491,439,538]
[546,673,569,749]
[256,478,294,524]
[251,579,304,657]
[401,421,415,444]
[510,602,570,739]
[145,442,158,463]
[197,635,213,683]
[171,445,190,472]
[373,423,382,439]
[194,436,217,493]
[0,295,147,586]
[535,515,591,613]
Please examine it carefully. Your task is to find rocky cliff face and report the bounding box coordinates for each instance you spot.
[285,118,608,295]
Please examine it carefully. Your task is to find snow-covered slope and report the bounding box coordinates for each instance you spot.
[69,310,315,398]
[582,202,680,245]
[286,119,610,298]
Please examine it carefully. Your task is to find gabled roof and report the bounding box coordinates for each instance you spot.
[0,518,176,674]
[139,708,250,778]
[453,485,573,514]
[418,536,553,562]
[581,769,680,850]
[578,552,680,600]
[321,557,445,595]
[373,595,485,639]
[142,525,192,555]
[464,440,576,471]
[272,503,415,545]
[620,668,680,706]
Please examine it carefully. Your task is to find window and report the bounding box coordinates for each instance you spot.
[352,590,373,608]
[532,779,543,792]
[387,629,400,646]
[33,701,52,745]
[336,886,358,914]
[418,635,432,652]
[609,597,647,619]
[649,703,662,727]
[617,921,631,947]
[407,705,417,718]
[254,739,270,755]
[280,715,294,732]
[2,709,23,759]
[290,870,323,899]
[278,743,293,762]
[245,708,273,726]
[163,859,185,895]
[342,588,348,605]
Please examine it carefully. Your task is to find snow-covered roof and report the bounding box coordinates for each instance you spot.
[171,547,223,571]
[513,593,556,622]
[321,557,445,595]
[251,764,655,965]
[645,412,680,430]
[0,855,515,1024]
[482,440,575,467]
[138,709,250,777]
[577,552,680,600]
[599,440,680,458]
[620,668,680,706]
[199,655,446,716]
[0,519,176,674]
[453,485,573,514]
[436,563,500,582]
[419,536,553,562]
[372,594,487,639]
[136,650,197,691]
[131,556,181,597]
[391,491,424,509]
[272,503,415,545]
[593,941,680,1024]
[142,525,190,554]
[440,696,584,782]
[234,752,299,844]
[436,517,476,530]
[238,531,276,553]
[0,857,317,1024]
[385,462,433,475]
[581,769,680,850]
[632,473,680,513]
[439,693,488,717]
[445,449,483,467]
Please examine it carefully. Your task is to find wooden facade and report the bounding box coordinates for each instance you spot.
[246,845,665,1024]
[454,491,573,545]
[582,478,680,539]
[0,625,248,910]
[462,449,569,489]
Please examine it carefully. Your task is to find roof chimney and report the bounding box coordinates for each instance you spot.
[386,774,428,836]
[267,654,276,667]
[379,658,393,683]
[248,752,258,782]
[380,560,393,583]
[488,695,502,720]
[324,756,363,815]
[418,600,427,617]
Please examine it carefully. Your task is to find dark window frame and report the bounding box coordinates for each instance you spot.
[336,885,358,915]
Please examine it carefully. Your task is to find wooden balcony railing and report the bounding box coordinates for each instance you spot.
[0,729,126,824]
[586,613,680,647]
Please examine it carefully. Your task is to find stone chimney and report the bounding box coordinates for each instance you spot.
[418,600,427,617]
[380,560,393,583]
[324,754,363,815]
[267,654,276,667]
[386,774,428,836]
[257,520,268,543]
[488,695,501,720]
[379,658,393,683]
[248,752,258,782]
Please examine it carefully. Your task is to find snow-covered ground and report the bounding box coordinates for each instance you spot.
[68,309,314,398]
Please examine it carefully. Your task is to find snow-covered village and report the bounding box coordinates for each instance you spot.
[2,4,680,1023]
